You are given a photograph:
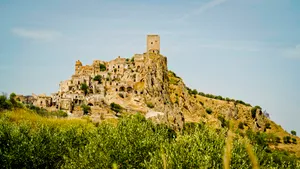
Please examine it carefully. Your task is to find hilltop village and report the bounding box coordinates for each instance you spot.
[17,35,184,128]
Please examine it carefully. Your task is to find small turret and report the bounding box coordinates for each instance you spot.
[75,60,82,74]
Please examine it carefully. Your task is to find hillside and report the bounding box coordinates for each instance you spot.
[167,70,300,157]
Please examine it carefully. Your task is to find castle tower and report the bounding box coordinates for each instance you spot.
[147,35,160,54]
[75,60,82,74]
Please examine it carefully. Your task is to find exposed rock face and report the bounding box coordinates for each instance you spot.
[141,53,184,129]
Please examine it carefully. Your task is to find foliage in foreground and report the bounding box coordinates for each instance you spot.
[0,110,299,169]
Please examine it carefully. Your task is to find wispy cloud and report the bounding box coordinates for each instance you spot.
[11,28,62,41]
[178,0,228,21]
[284,44,300,59]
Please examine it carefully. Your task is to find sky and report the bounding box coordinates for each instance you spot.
[0,0,299,133]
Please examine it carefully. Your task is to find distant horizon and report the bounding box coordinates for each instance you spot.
[1,0,299,134]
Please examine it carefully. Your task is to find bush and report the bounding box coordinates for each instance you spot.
[238,122,244,129]
[110,103,122,113]
[283,136,291,144]
[206,108,212,114]
[265,123,271,129]
[146,102,154,109]
[191,89,198,95]
[0,95,12,111]
[52,110,68,117]
[292,138,297,144]
[93,75,102,84]
[99,64,106,71]
[80,83,89,95]
[275,136,281,143]
[81,104,91,115]
[291,130,296,136]
[218,115,229,128]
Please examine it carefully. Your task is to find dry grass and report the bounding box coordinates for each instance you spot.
[2,109,95,130]
[245,140,259,169]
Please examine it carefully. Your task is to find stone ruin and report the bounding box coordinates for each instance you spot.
[19,35,184,129]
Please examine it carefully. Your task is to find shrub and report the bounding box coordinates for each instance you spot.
[146,102,154,109]
[292,138,297,144]
[99,64,106,71]
[218,115,229,128]
[265,123,271,129]
[275,136,281,143]
[283,136,291,144]
[9,93,17,105]
[81,104,91,115]
[0,95,12,111]
[291,130,296,136]
[198,92,205,96]
[110,103,122,113]
[238,122,244,129]
[80,83,89,95]
[215,95,223,100]
[206,108,212,114]
[93,75,102,84]
[52,110,68,117]
[191,89,198,95]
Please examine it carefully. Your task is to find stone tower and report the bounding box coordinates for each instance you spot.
[75,60,82,74]
[147,35,160,54]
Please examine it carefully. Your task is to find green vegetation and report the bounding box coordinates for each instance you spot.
[81,104,91,115]
[99,63,106,71]
[291,130,297,136]
[218,115,229,128]
[110,102,123,113]
[276,136,281,143]
[206,108,212,114]
[265,122,271,129]
[191,89,198,95]
[0,110,299,168]
[251,106,261,119]
[27,104,68,117]
[238,122,244,129]
[186,87,252,107]
[93,75,102,84]
[0,93,24,111]
[283,136,292,144]
[0,94,13,111]
[146,102,155,109]
[80,83,89,95]
[292,138,297,144]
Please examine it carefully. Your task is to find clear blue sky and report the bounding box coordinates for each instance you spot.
[0,0,299,133]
